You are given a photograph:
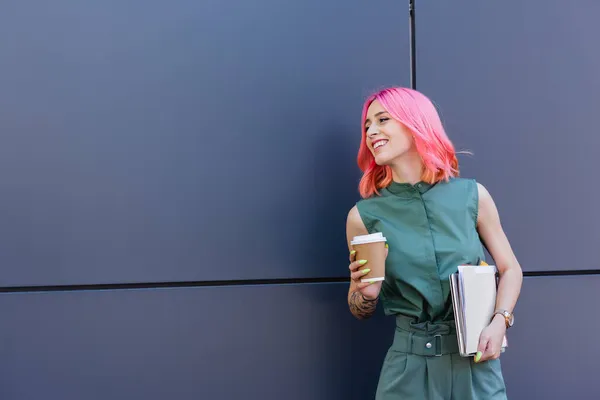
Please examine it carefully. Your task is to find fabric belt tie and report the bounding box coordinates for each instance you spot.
[392,315,459,357]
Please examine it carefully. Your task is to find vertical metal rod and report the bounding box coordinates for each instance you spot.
[409,0,416,89]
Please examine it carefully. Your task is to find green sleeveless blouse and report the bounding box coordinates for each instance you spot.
[356,177,485,322]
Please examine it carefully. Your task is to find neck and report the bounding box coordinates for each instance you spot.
[389,150,424,185]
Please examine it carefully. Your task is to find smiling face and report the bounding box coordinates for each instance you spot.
[364,99,416,166]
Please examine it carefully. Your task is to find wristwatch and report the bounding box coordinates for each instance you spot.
[493,309,514,329]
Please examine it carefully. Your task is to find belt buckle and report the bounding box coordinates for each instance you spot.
[434,334,443,357]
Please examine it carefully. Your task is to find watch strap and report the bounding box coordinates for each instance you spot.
[493,309,512,328]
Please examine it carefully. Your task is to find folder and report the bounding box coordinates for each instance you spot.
[449,264,508,357]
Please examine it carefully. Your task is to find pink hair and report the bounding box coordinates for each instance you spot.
[357,87,459,198]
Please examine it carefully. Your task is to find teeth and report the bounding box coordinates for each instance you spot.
[374,140,388,149]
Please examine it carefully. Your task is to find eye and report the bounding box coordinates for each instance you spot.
[379,117,389,123]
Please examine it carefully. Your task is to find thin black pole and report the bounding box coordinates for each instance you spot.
[409,0,416,89]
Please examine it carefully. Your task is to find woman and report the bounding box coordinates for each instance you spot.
[346,87,523,399]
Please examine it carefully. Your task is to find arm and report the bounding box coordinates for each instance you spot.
[348,283,379,320]
[477,183,523,319]
[346,206,381,320]
[475,183,523,361]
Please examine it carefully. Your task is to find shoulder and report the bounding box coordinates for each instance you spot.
[345,205,369,249]
[474,182,497,226]
[438,177,484,222]
[434,177,479,203]
[439,176,481,194]
[346,205,364,229]
[436,177,477,192]
[352,194,387,230]
[476,182,492,203]
[346,203,372,233]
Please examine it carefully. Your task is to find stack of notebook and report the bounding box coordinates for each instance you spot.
[449,264,508,357]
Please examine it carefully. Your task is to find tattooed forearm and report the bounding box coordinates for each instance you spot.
[348,291,378,320]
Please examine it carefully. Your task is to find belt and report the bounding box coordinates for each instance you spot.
[391,315,459,357]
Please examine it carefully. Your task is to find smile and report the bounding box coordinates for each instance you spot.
[373,140,389,150]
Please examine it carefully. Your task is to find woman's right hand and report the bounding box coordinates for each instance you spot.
[349,249,384,300]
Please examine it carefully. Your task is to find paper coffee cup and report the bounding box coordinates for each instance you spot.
[351,233,387,282]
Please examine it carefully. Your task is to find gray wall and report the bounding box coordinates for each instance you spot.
[0,0,598,398]
[417,0,600,274]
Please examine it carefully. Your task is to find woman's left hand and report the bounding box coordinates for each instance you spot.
[474,315,506,363]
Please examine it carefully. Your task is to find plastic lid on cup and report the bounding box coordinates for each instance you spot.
[351,232,387,245]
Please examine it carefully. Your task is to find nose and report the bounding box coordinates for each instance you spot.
[366,125,379,137]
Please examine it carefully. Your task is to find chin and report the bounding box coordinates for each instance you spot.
[374,148,411,166]
[373,155,392,166]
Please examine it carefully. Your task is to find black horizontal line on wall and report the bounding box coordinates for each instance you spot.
[0,277,349,293]
[0,269,599,293]
[523,269,600,277]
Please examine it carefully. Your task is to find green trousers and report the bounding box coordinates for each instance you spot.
[375,316,507,400]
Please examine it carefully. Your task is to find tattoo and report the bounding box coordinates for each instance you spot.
[348,291,378,320]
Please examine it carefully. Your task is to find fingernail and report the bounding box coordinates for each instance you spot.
[361,269,371,275]
[474,352,482,362]
[350,250,356,255]
[358,260,367,265]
